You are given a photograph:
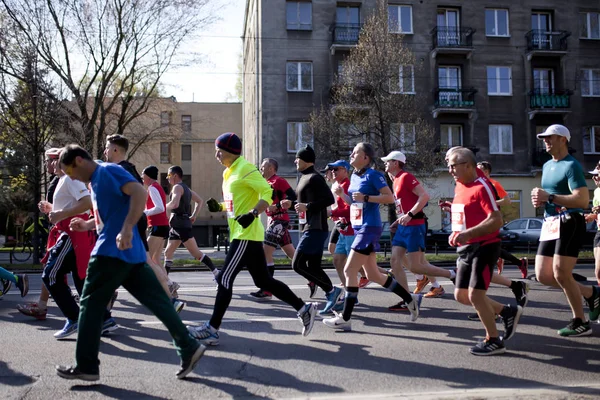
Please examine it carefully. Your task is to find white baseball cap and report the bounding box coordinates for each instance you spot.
[381,151,406,164]
[537,124,571,142]
[589,169,600,175]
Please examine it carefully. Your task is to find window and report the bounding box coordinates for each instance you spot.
[181,144,192,161]
[533,68,554,94]
[160,111,170,127]
[582,69,600,96]
[487,67,512,96]
[503,191,522,222]
[580,12,600,39]
[388,5,412,34]
[390,65,415,94]
[505,219,527,230]
[181,115,191,133]
[440,125,462,150]
[287,122,313,153]
[286,1,312,30]
[529,219,542,229]
[486,9,509,37]
[489,125,513,154]
[160,142,171,164]
[391,123,416,154]
[286,62,313,92]
[583,126,600,154]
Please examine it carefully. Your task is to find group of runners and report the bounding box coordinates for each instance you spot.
[2,123,600,381]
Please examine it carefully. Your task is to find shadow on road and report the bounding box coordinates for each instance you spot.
[0,361,35,386]
[71,384,167,399]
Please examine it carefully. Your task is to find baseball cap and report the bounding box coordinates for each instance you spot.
[45,147,61,159]
[537,124,571,142]
[381,151,406,164]
[589,169,600,175]
[326,160,351,171]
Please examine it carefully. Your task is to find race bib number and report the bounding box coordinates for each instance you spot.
[395,198,403,215]
[540,216,560,242]
[451,204,466,232]
[224,193,234,219]
[298,211,307,225]
[350,203,364,226]
[92,198,104,233]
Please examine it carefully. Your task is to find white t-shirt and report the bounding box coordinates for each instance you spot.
[52,175,90,212]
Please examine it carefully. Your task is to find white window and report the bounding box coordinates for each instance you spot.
[286,1,312,31]
[583,126,600,154]
[489,125,513,154]
[390,65,415,94]
[388,5,413,34]
[582,69,600,97]
[287,122,313,153]
[486,9,509,37]
[487,67,512,96]
[286,62,313,92]
[440,125,462,149]
[391,123,416,154]
[580,12,600,39]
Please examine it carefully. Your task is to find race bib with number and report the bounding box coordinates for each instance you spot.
[451,204,466,232]
[92,198,104,233]
[298,211,307,225]
[224,193,234,219]
[540,216,560,242]
[350,203,364,226]
[395,198,403,215]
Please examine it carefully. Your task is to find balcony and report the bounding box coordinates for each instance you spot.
[527,89,572,120]
[330,24,362,55]
[430,26,475,59]
[525,30,570,60]
[432,88,477,118]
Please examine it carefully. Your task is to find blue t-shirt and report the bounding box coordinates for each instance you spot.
[348,168,388,228]
[541,154,587,216]
[90,163,146,264]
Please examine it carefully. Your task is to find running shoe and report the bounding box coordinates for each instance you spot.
[500,304,523,341]
[467,313,500,322]
[72,290,80,304]
[358,277,370,288]
[319,287,343,315]
[17,302,47,320]
[388,301,408,311]
[332,300,344,312]
[557,318,591,337]
[54,319,78,340]
[56,365,99,381]
[168,282,180,299]
[307,282,318,299]
[323,312,352,331]
[423,286,445,298]
[176,342,207,380]
[469,337,506,356]
[511,281,529,308]
[585,286,600,322]
[496,258,504,275]
[108,290,118,310]
[173,298,185,313]
[298,302,318,336]
[187,322,220,346]
[101,317,119,335]
[1,278,12,296]
[518,258,528,279]
[249,289,273,301]
[413,276,430,294]
[407,294,422,322]
[15,274,29,297]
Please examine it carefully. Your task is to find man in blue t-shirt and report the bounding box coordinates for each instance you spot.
[53,145,206,381]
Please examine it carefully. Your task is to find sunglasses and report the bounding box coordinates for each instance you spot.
[330,168,340,172]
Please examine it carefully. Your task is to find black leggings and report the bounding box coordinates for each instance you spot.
[500,248,520,265]
[211,240,305,329]
[292,251,334,293]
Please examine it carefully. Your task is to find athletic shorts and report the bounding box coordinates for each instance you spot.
[594,231,600,248]
[392,224,426,253]
[297,230,329,255]
[149,225,169,239]
[264,220,293,249]
[351,226,382,255]
[456,241,501,291]
[537,213,585,258]
[334,234,355,255]
[329,228,340,245]
[169,226,194,243]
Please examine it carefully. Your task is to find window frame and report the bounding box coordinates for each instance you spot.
[440,124,463,149]
[160,111,170,127]
[181,144,192,161]
[160,142,171,164]
[580,12,600,39]
[181,115,192,134]
[286,1,312,31]
[583,126,600,154]
[287,122,313,153]
[485,8,510,37]
[388,5,413,34]
[390,65,415,94]
[489,124,514,155]
[487,66,513,96]
[286,61,313,92]
[581,69,600,97]
[391,123,416,154]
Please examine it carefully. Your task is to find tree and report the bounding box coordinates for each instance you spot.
[0,0,221,158]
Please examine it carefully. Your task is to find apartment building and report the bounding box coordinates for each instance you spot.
[243,0,600,229]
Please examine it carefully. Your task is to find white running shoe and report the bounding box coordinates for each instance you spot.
[323,313,352,331]
[407,294,421,322]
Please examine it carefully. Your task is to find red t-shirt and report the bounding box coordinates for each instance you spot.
[392,171,424,226]
[330,178,354,236]
[146,182,169,227]
[265,175,291,222]
[452,177,500,244]
[488,178,507,199]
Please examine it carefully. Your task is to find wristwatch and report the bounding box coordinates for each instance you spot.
[364,195,370,203]
[547,194,555,204]
[250,208,259,218]
[407,211,414,218]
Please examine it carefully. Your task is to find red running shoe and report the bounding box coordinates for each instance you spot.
[518,258,528,279]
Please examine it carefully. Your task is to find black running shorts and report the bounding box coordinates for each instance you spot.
[456,241,501,291]
[537,213,585,258]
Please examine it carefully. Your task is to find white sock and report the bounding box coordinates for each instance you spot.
[431,281,440,288]
[414,274,424,280]
[212,269,219,276]
[449,270,456,279]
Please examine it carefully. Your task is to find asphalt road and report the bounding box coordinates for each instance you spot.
[1,266,600,399]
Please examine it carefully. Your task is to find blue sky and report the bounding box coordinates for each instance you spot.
[160,0,245,103]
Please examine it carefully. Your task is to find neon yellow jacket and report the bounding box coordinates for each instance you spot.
[221,156,272,241]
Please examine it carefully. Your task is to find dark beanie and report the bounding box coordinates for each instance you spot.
[296,144,315,163]
[215,132,242,155]
[142,165,159,180]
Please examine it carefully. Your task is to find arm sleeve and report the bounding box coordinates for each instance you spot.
[245,168,273,205]
[306,175,335,211]
[145,186,165,216]
[284,187,297,202]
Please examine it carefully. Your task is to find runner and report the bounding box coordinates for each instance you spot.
[280,145,340,315]
[533,125,599,336]
[447,147,523,355]
[187,133,318,345]
[323,143,421,331]
[584,162,600,285]
[249,158,297,300]
[55,145,206,381]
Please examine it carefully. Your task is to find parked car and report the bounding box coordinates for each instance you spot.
[500,217,543,249]
[379,221,392,250]
[426,228,452,251]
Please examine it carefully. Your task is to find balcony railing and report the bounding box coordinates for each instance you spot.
[431,26,474,49]
[525,30,570,52]
[528,90,571,109]
[332,23,362,45]
[434,88,477,108]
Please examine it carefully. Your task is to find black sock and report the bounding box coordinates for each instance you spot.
[164,260,173,275]
[267,264,275,278]
[342,287,359,321]
[384,275,413,304]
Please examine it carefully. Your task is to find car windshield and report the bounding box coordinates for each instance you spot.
[505,219,527,230]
